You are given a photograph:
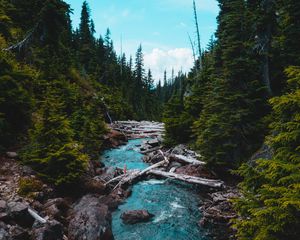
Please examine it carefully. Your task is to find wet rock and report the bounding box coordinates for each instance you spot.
[7,202,34,228]
[120,210,154,224]
[101,188,132,211]
[68,195,114,240]
[32,220,64,240]
[9,225,30,240]
[6,152,18,159]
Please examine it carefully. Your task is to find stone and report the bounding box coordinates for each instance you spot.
[32,220,64,240]
[0,213,10,223]
[0,201,6,212]
[83,179,107,194]
[120,210,154,224]
[9,226,30,240]
[22,166,35,176]
[6,152,18,159]
[0,228,8,240]
[7,202,34,228]
[147,139,160,147]
[43,198,68,221]
[101,188,132,211]
[68,195,114,240]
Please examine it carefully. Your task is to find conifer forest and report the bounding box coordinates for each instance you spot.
[0,0,299,240]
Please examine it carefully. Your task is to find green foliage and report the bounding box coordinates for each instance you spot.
[18,177,43,197]
[233,66,300,240]
[22,88,88,186]
[163,96,193,146]
[0,42,32,150]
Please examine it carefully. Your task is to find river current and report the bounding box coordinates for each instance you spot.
[101,139,211,240]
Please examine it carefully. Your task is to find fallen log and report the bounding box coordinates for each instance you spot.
[104,173,126,186]
[170,154,206,166]
[138,151,168,177]
[108,150,169,189]
[28,208,47,224]
[28,208,69,239]
[140,146,161,154]
[148,170,224,188]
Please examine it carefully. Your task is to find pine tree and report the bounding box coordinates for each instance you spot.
[234,66,300,240]
[193,0,268,169]
[22,87,88,186]
[78,0,95,73]
[133,44,146,118]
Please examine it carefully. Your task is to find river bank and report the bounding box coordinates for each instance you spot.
[0,121,239,239]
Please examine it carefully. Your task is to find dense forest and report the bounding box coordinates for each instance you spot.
[0,0,170,185]
[0,0,300,239]
[163,0,300,239]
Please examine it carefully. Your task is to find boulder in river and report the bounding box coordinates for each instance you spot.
[120,210,154,224]
[68,195,114,240]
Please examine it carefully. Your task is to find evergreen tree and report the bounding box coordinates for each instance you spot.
[234,66,300,240]
[78,0,95,73]
[133,44,146,118]
[22,87,88,186]
[193,0,267,169]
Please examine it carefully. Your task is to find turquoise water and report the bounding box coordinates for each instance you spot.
[101,139,211,240]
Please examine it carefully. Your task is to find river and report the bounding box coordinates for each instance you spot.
[101,138,211,240]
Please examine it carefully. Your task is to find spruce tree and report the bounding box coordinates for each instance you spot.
[22,87,88,186]
[193,0,267,169]
[234,66,300,240]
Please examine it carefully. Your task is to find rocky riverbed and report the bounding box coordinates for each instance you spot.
[0,121,240,239]
[0,127,128,240]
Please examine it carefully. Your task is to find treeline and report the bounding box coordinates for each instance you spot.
[163,0,300,239]
[0,0,161,186]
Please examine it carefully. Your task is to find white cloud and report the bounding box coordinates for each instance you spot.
[144,48,194,83]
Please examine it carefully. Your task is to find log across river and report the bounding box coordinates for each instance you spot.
[101,138,213,240]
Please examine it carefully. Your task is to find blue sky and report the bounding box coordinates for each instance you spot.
[65,0,219,82]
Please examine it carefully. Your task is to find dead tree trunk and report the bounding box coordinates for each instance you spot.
[148,170,224,188]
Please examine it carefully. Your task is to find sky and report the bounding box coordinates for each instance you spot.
[65,0,219,82]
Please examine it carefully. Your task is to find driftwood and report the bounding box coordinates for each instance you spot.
[138,150,168,176]
[28,208,47,224]
[104,174,126,186]
[111,121,165,138]
[105,150,223,189]
[28,208,68,239]
[107,151,169,189]
[148,170,224,188]
[170,154,206,166]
